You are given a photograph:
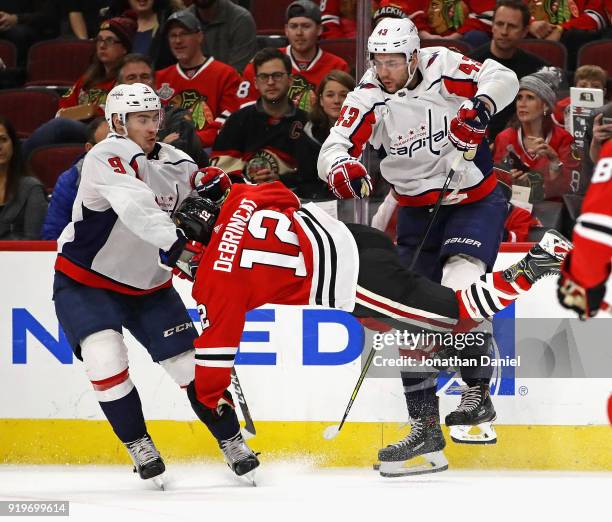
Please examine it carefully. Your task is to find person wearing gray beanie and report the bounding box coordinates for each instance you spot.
[493,66,579,201]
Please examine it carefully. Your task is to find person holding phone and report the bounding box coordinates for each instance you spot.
[493,67,579,201]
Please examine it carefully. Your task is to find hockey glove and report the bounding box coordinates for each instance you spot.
[190,166,232,205]
[173,196,221,245]
[327,158,372,199]
[449,97,492,154]
[172,240,205,281]
[557,254,607,319]
[159,229,188,270]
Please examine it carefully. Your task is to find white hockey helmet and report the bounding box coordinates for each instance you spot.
[105,82,162,134]
[367,17,420,62]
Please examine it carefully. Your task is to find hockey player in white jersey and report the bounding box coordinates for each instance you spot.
[318,18,519,473]
[53,83,259,488]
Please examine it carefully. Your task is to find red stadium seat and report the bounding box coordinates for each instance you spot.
[421,38,472,55]
[251,0,293,35]
[577,39,612,76]
[516,39,567,70]
[0,89,59,139]
[28,144,86,194]
[319,38,357,70]
[26,39,95,87]
[0,39,17,68]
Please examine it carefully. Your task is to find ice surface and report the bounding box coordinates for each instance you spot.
[0,462,610,521]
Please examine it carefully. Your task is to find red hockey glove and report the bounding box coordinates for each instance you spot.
[449,97,491,154]
[557,254,607,319]
[327,158,372,199]
[190,166,231,205]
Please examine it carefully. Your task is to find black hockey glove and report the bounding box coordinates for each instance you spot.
[173,196,221,245]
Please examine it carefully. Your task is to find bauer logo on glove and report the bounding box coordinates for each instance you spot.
[327,158,373,199]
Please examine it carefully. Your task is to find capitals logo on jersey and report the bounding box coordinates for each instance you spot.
[389,109,449,158]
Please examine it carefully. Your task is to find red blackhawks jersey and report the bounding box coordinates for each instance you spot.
[239,46,350,112]
[493,125,580,199]
[320,0,357,38]
[569,141,612,288]
[191,181,359,408]
[155,58,241,148]
[59,75,116,111]
[527,0,608,31]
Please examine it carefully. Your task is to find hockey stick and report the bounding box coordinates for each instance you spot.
[323,347,376,440]
[322,149,475,441]
[230,368,256,439]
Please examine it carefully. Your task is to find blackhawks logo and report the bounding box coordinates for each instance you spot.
[167,89,214,130]
[427,0,467,35]
[528,0,575,24]
[287,75,317,113]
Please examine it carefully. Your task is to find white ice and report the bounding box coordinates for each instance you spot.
[1,463,610,521]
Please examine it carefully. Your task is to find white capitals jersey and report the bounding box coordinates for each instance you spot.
[56,134,197,294]
[318,47,519,206]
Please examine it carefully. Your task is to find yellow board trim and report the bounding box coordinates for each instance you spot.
[1,419,611,471]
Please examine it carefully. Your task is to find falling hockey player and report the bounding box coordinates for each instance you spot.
[317,17,520,449]
[172,167,572,478]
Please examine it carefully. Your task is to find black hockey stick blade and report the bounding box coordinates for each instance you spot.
[231,368,256,438]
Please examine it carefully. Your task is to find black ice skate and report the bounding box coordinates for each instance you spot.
[124,433,166,489]
[445,382,497,444]
[219,432,260,485]
[377,415,448,477]
[503,230,572,285]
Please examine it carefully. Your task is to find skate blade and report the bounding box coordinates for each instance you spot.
[449,423,497,444]
[240,469,257,487]
[151,474,166,490]
[379,451,449,477]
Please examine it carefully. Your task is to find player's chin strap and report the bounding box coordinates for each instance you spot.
[402,53,419,89]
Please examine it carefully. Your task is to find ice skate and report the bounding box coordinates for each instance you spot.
[445,382,497,444]
[503,230,572,285]
[220,432,260,486]
[124,434,166,490]
[377,415,448,477]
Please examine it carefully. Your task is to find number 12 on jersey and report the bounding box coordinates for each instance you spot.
[240,210,307,276]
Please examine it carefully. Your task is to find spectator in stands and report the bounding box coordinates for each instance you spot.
[210,47,328,199]
[0,1,60,65]
[493,67,579,201]
[119,53,207,165]
[373,0,494,48]
[41,118,110,241]
[527,0,607,70]
[67,0,108,39]
[305,69,355,144]
[155,10,241,149]
[0,116,47,240]
[184,0,257,72]
[469,0,550,141]
[21,13,136,160]
[58,13,137,116]
[240,1,350,112]
[554,65,608,129]
[321,0,357,39]
[102,0,183,69]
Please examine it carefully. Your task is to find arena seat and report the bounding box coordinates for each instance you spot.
[0,39,17,68]
[251,0,293,35]
[26,39,95,87]
[319,38,357,70]
[517,39,567,70]
[420,38,472,55]
[28,144,86,194]
[0,89,59,138]
[577,40,612,77]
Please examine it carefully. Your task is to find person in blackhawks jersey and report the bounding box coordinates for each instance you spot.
[238,0,350,113]
[173,166,572,476]
[318,17,519,452]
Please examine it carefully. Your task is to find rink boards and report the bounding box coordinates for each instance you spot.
[1,242,611,470]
